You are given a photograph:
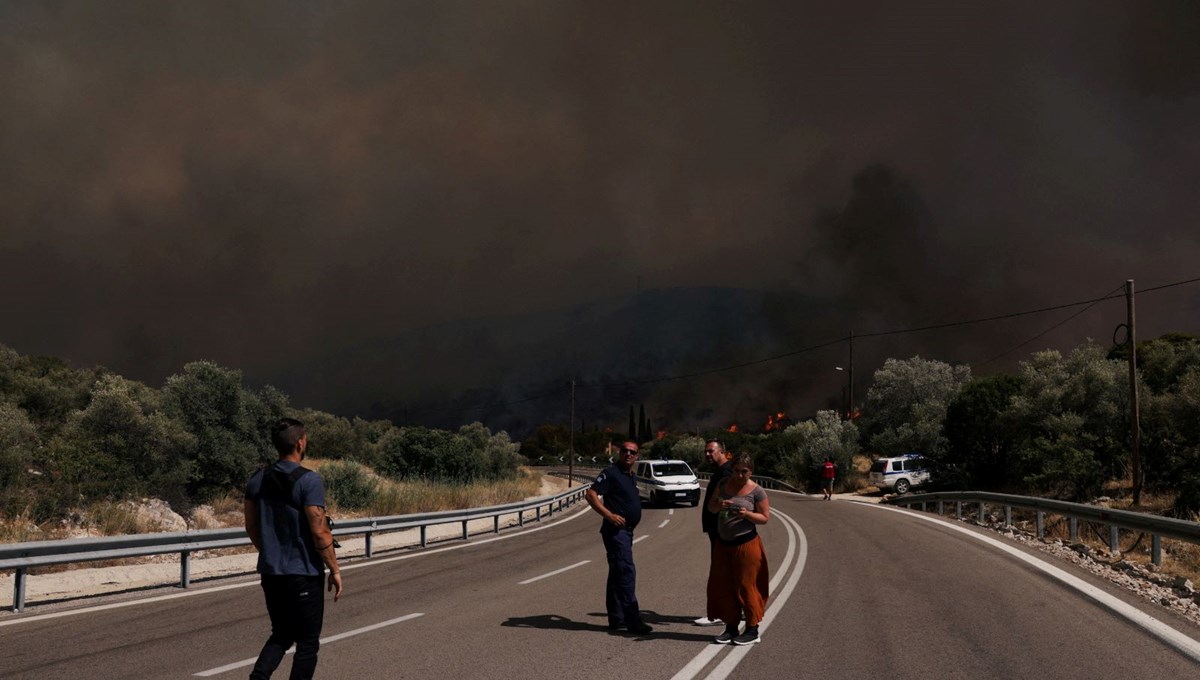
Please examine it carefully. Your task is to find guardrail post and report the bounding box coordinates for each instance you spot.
[536,506,542,522]
[518,510,524,527]
[937,500,944,515]
[1005,506,1012,528]
[461,520,469,540]
[420,526,427,548]
[1036,511,1044,539]
[13,567,26,612]
[1069,517,1077,542]
[978,502,986,525]
[365,531,373,558]
[920,501,926,512]
[180,551,191,588]
[955,501,962,520]
[1109,525,1119,554]
[1152,534,1162,565]
[493,516,500,534]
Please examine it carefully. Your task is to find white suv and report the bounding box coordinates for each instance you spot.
[635,459,701,506]
[868,454,930,494]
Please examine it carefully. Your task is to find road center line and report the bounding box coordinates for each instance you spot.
[658,519,670,528]
[193,613,424,676]
[518,560,590,585]
[864,502,1200,663]
[633,535,650,545]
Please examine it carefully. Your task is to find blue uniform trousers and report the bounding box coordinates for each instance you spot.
[601,527,642,626]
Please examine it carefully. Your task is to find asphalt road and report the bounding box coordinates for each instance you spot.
[3,492,1200,679]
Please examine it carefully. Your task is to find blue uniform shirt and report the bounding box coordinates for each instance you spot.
[245,460,327,576]
[591,464,642,532]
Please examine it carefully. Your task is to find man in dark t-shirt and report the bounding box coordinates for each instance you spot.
[586,441,651,635]
[695,438,733,626]
[244,418,342,680]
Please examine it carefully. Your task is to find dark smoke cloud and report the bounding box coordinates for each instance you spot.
[2,1,1198,433]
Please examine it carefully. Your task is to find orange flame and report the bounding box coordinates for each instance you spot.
[763,411,788,432]
[656,430,667,441]
[727,423,740,433]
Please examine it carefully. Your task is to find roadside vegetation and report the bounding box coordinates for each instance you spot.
[0,346,527,541]
[2,332,1198,545]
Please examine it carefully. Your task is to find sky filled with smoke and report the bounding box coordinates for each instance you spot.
[2,1,1199,432]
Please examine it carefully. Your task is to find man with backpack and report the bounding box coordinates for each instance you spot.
[244,418,343,680]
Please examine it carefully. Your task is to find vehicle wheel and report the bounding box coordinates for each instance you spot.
[894,479,911,494]
[690,496,699,507]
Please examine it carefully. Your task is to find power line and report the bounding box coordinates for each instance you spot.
[977,283,1127,367]
[394,274,1200,421]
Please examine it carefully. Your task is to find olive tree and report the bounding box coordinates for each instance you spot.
[861,356,971,458]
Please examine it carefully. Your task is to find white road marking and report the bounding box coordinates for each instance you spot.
[865,502,1200,663]
[193,613,424,676]
[519,560,590,585]
[704,510,807,680]
[658,520,670,528]
[633,535,649,545]
[0,502,593,628]
[669,509,675,515]
[669,507,806,680]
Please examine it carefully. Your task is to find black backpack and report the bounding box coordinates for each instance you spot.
[259,465,312,510]
[257,465,341,549]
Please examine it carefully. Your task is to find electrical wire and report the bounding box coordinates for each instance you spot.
[977,283,1128,367]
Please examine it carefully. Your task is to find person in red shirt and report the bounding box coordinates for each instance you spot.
[821,456,836,500]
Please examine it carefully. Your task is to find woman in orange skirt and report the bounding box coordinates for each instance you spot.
[706,453,770,645]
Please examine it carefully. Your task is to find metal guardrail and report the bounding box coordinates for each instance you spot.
[888,490,1200,566]
[696,471,801,493]
[0,484,590,613]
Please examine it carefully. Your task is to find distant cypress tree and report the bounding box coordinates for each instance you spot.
[638,403,647,442]
[628,405,635,441]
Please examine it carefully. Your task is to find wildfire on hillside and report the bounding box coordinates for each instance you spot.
[727,423,740,433]
[763,411,789,432]
[656,430,667,441]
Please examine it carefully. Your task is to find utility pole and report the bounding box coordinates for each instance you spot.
[1126,280,1142,505]
[848,329,855,419]
[569,379,576,488]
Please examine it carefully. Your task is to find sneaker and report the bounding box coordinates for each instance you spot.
[732,627,760,645]
[694,616,722,626]
[627,621,653,635]
[714,626,739,644]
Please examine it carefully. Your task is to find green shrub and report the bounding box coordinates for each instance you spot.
[320,461,379,510]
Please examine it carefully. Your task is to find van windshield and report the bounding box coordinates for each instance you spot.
[652,463,692,477]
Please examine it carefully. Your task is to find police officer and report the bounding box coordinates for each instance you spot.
[586,441,652,635]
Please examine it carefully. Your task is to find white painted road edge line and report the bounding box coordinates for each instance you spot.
[867,502,1200,663]
[519,560,590,585]
[0,502,593,628]
[669,506,807,680]
[659,519,671,528]
[193,613,424,676]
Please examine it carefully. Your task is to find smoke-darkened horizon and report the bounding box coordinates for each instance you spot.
[3,1,1199,434]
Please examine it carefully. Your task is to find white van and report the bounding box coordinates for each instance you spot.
[867,454,930,494]
[635,459,701,506]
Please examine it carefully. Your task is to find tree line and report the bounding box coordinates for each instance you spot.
[532,333,1200,518]
[3,331,1197,525]
[0,347,522,523]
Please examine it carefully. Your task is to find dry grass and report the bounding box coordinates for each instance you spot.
[332,467,544,518]
[0,512,70,544]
